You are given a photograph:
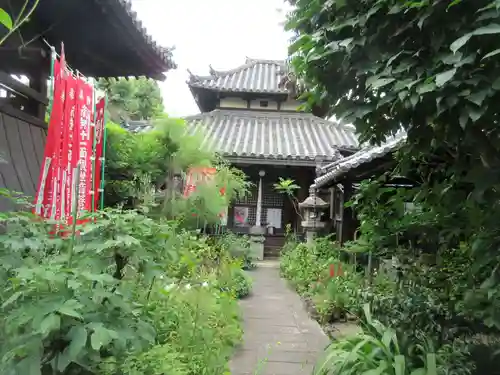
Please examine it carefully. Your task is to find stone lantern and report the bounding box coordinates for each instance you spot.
[299,187,329,245]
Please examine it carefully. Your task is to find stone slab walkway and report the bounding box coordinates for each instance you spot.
[230,261,330,375]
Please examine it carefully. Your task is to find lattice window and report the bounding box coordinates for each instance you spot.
[234,182,284,227]
[248,206,256,226]
[235,189,257,205]
[262,184,284,207]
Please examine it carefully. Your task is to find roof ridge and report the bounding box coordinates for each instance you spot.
[188,58,285,83]
[245,57,285,65]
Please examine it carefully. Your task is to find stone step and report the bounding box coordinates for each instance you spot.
[265,245,282,258]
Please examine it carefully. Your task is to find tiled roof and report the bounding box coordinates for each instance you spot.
[313,133,407,188]
[121,120,153,133]
[184,110,358,164]
[187,58,288,94]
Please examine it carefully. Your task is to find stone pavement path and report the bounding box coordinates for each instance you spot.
[230,261,330,375]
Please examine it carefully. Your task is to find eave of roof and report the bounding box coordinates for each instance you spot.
[184,109,359,166]
[313,133,407,189]
[31,0,176,79]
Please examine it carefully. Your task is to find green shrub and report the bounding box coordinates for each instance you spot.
[314,305,474,375]
[280,238,341,295]
[215,260,253,299]
[312,267,363,324]
[0,207,247,375]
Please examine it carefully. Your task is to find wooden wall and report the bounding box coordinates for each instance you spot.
[0,112,47,211]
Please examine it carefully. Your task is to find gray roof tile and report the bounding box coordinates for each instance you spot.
[313,133,407,188]
[121,120,153,133]
[187,58,288,94]
[185,110,358,163]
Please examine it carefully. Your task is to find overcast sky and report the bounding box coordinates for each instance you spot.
[131,0,292,117]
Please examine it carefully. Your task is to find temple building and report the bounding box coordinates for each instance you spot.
[185,58,358,258]
[0,0,175,211]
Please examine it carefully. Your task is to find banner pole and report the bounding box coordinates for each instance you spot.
[46,46,56,120]
[91,80,98,213]
[99,94,108,210]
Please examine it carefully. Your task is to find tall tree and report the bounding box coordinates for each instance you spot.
[97,77,164,122]
[286,0,500,329]
[286,0,500,155]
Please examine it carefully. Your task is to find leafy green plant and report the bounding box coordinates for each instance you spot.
[0,192,249,375]
[0,1,40,46]
[97,77,165,122]
[280,237,342,295]
[313,268,362,324]
[274,177,303,220]
[314,304,473,375]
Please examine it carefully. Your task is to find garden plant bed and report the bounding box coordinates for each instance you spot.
[301,293,360,340]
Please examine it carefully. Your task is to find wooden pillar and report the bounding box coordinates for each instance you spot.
[340,182,357,244]
[255,170,265,227]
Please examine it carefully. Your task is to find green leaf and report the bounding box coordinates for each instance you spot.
[468,106,484,122]
[417,82,436,94]
[435,68,456,87]
[445,96,459,108]
[467,90,488,106]
[2,290,22,308]
[91,326,114,351]
[339,38,353,47]
[0,8,13,30]
[482,49,500,60]
[447,0,463,8]
[58,326,88,371]
[40,313,61,336]
[362,303,372,324]
[450,33,472,53]
[440,52,463,65]
[398,90,408,101]
[426,353,438,375]
[394,355,406,375]
[58,299,83,320]
[410,369,426,375]
[16,354,42,375]
[459,111,468,128]
[472,23,500,35]
[363,364,388,375]
[367,78,395,90]
[493,77,500,90]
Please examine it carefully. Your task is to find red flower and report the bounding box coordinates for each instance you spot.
[329,264,335,278]
[219,187,226,196]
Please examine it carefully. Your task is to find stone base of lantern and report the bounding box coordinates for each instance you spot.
[301,220,325,246]
[249,226,266,260]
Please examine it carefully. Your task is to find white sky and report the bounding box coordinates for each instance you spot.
[131,0,292,117]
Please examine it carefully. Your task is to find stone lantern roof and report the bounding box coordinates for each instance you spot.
[299,188,329,209]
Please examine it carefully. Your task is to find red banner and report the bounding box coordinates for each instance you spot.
[93,98,106,210]
[34,44,106,225]
[59,75,77,221]
[73,81,94,221]
[34,57,65,218]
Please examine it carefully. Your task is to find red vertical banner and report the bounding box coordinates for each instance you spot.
[34,43,102,225]
[59,75,77,222]
[34,57,65,218]
[93,97,106,210]
[73,80,94,221]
